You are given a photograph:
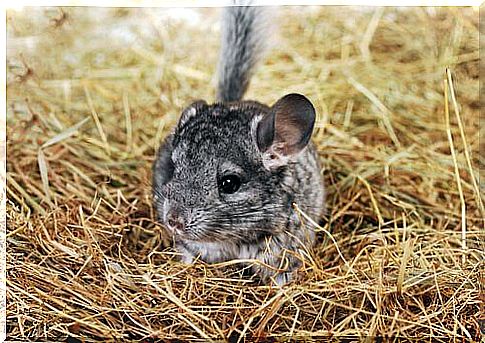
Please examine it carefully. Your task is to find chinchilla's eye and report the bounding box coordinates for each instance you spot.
[218,174,241,194]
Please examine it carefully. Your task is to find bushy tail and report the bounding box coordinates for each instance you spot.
[217,4,272,102]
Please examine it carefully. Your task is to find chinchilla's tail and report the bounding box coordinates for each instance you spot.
[216,3,273,102]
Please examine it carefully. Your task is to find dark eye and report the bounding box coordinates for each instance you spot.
[218,174,241,194]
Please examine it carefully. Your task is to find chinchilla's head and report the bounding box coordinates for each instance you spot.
[153,94,316,242]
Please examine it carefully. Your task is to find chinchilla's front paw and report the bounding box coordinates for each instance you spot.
[257,252,302,287]
[176,244,195,264]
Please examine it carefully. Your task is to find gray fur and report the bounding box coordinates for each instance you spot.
[152,6,325,285]
[153,102,325,285]
[217,5,271,102]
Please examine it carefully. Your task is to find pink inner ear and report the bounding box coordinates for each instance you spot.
[270,93,316,156]
[274,115,307,155]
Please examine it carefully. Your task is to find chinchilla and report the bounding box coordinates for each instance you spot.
[152,4,325,285]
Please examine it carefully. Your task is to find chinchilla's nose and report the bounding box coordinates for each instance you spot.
[166,210,185,232]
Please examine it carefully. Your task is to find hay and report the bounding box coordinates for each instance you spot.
[6,6,483,341]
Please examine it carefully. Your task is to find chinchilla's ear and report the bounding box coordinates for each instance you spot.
[256,93,316,169]
[178,100,208,128]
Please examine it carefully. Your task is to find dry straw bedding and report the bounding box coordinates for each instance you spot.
[6,6,483,341]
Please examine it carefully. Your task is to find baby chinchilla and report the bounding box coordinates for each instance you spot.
[152,5,325,285]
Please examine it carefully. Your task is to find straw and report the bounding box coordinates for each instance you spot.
[6,6,482,341]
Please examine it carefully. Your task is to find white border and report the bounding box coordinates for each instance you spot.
[3,0,484,7]
[1,1,481,342]
[1,3,6,341]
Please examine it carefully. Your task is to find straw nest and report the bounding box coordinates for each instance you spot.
[6,6,483,341]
